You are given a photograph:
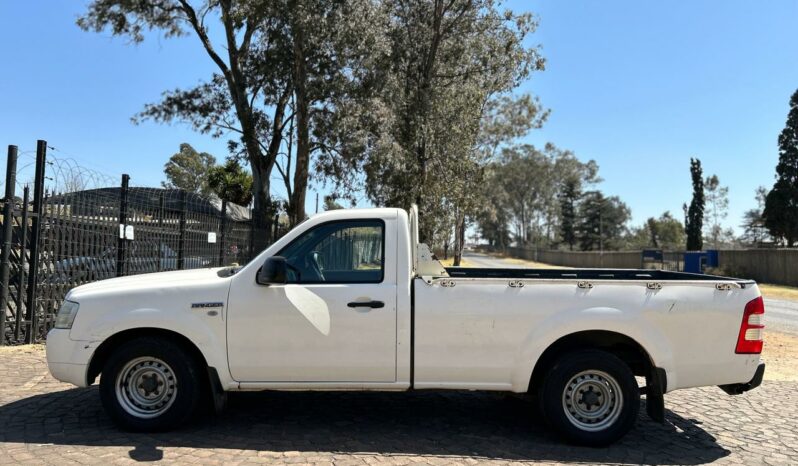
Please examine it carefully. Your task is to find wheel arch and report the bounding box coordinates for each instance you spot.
[527,330,655,394]
[86,327,217,389]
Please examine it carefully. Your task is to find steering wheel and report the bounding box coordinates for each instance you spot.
[305,251,325,282]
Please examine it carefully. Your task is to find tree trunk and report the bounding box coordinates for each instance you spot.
[247,144,275,254]
[288,9,309,227]
[453,211,466,266]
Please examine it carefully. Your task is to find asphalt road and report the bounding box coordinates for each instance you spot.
[461,251,798,336]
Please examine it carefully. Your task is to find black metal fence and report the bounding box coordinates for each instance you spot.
[1,140,275,345]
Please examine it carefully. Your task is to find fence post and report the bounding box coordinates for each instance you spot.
[248,213,255,262]
[218,200,227,266]
[116,174,130,277]
[177,191,186,270]
[0,145,19,345]
[14,186,29,342]
[157,192,164,272]
[24,140,46,343]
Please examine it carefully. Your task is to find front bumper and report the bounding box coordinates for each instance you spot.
[719,362,765,395]
[45,329,94,387]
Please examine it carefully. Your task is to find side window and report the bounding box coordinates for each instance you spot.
[278,220,384,283]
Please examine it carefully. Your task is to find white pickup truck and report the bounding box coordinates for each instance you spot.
[46,206,765,446]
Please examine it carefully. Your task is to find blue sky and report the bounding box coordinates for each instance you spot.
[1,1,797,233]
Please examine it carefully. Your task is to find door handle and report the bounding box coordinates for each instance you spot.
[347,300,385,309]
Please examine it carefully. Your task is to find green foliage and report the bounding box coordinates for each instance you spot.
[576,191,630,251]
[314,0,545,248]
[79,0,369,233]
[627,212,684,250]
[162,143,216,195]
[207,158,254,206]
[740,186,769,245]
[79,0,284,238]
[704,174,731,247]
[764,89,798,246]
[477,143,598,248]
[323,196,345,211]
[686,158,704,251]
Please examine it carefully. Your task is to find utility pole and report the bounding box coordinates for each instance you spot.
[315,192,319,213]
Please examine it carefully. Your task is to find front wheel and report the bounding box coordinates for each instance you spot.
[99,337,202,431]
[539,350,640,446]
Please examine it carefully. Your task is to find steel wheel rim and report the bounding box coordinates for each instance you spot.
[561,369,623,432]
[115,356,177,419]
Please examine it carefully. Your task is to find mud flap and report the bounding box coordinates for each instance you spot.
[207,367,228,415]
[645,367,667,423]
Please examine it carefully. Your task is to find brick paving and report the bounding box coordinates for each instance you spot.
[1,346,797,465]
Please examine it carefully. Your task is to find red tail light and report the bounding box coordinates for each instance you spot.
[736,296,765,354]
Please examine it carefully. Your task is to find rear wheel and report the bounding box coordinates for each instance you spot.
[539,350,639,446]
[99,337,202,431]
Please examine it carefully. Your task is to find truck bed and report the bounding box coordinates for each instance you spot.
[444,267,749,283]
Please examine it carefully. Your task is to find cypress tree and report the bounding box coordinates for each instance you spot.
[686,158,704,251]
[559,178,579,250]
[763,89,798,246]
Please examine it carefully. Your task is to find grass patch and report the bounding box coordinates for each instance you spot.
[758,283,798,301]
[438,257,469,267]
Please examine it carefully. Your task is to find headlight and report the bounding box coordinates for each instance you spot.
[54,300,80,329]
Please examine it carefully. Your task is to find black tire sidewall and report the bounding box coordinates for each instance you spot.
[99,337,202,432]
[539,349,640,447]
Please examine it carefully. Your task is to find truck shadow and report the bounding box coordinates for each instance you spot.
[0,387,729,465]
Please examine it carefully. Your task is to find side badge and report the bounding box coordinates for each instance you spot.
[191,302,224,309]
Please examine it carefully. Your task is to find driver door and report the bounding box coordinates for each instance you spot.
[226,218,397,383]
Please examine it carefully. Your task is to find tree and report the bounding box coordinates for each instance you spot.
[473,143,597,250]
[559,178,580,250]
[79,0,367,246]
[740,186,768,246]
[469,94,548,256]
[686,158,704,250]
[704,174,730,248]
[79,1,286,247]
[625,212,684,251]
[315,0,544,256]
[576,191,630,251]
[207,158,253,206]
[323,196,344,211]
[764,89,798,246]
[162,143,216,195]
[474,164,512,249]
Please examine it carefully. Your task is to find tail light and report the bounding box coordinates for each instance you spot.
[736,296,765,354]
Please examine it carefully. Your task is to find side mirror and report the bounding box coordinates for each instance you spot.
[257,256,288,285]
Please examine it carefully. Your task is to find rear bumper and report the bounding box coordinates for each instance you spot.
[719,362,765,395]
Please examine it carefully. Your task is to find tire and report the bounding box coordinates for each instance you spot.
[538,349,639,446]
[99,337,203,432]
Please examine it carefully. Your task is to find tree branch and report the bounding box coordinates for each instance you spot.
[176,0,231,80]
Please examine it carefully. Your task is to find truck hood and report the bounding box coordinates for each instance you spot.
[67,267,228,300]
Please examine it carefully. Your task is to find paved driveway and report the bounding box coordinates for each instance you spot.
[1,347,797,465]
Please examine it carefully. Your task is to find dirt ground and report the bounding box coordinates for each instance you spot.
[761,331,798,381]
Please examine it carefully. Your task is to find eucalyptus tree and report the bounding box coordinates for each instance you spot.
[704,174,730,248]
[79,0,290,245]
[79,0,373,245]
[162,143,217,195]
[314,0,545,254]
